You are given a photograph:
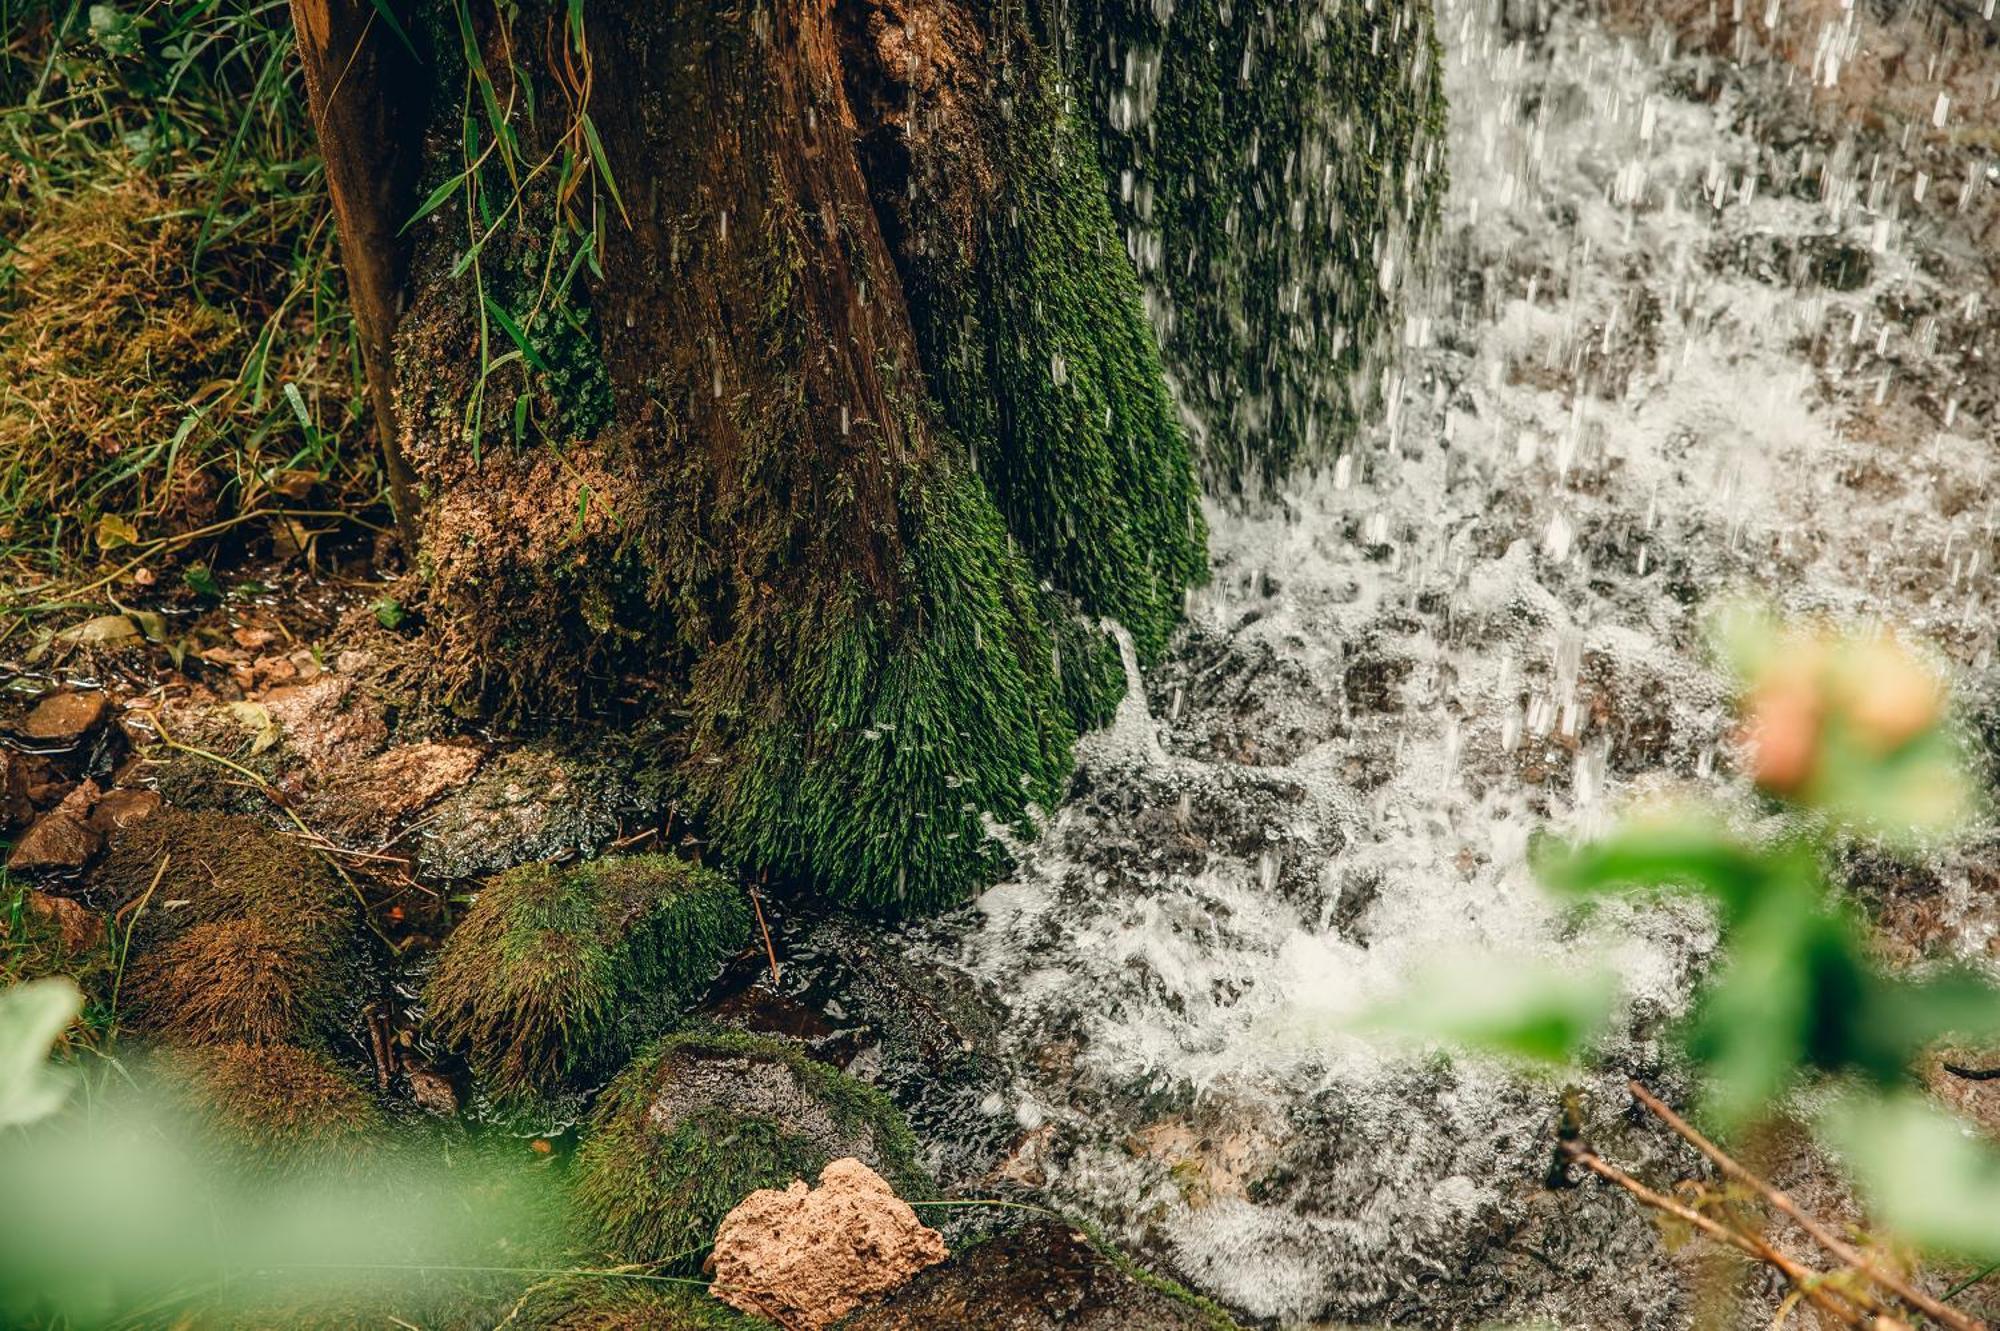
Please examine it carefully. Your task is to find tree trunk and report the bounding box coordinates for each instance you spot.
[292,0,1443,913]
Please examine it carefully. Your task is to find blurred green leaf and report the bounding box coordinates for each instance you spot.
[1356,955,1618,1065]
[1821,1092,2000,1262]
[182,563,220,599]
[1532,815,1777,921]
[371,597,406,630]
[0,978,83,1129]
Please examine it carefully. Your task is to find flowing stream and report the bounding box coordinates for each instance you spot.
[917,1,2000,1324]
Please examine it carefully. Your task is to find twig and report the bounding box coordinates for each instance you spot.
[1941,1063,2000,1082]
[1562,1140,1869,1327]
[1628,1081,1988,1331]
[748,877,780,986]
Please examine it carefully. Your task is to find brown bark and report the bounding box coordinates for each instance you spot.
[288,0,426,542]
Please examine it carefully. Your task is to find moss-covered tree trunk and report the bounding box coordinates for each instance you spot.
[293,0,1442,915]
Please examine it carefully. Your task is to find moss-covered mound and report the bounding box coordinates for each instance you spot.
[424,853,752,1099]
[155,1042,381,1174]
[1077,0,1449,488]
[98,809,361,1047]
[572,1030,932,1267]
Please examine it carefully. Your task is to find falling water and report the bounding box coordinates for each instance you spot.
[920,1,2000,1325]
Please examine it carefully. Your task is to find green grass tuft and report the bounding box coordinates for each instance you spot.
[0,2,378,572]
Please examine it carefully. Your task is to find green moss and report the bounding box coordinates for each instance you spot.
[509,1280,763,1330]
[909,39,1207,666]
[99,810,362,1047]
[1049,602,1131,733]
[424,853,752,1099]
[679,457,1075,915]
[572,1029,932,1267]
[1077,0,1449,487]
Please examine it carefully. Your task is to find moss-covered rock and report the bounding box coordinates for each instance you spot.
[1077,0,1449,488]
[846,1216,1241,1330]
[155,1042,381,1174]
[424,853,753,1099]
[572,1030,932,1267]
[100,809,362,1048]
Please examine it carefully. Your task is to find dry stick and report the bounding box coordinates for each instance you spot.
[1628,1081,1989,1331]
[1564,1142,1870,1328]
[748,877,781,986]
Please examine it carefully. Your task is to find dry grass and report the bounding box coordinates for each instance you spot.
[0,1,380,574]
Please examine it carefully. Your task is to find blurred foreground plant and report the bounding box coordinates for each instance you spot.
[1363,604,2000,1326]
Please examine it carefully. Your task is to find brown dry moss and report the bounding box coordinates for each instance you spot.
[102,809,362,1048]
[156,1041,381,1173]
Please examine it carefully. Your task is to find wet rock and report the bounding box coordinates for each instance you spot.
[404,1066,461,1118]
[707,1157,946,1330]
[14,690,108,745]
[0,749,33,831]
[846,1218,1233,1331]
[413,744,651,879]
[303,739,485,842]
[258,672,387,774]
[6,780,102,872]
[85,787,159,836]
[725,912,1014,1189]
[23,890,105,954]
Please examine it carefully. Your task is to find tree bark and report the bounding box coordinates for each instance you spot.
[295,0,1442,913]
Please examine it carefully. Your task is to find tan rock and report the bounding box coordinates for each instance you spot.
[16,690,108,744]
[0,749,33,831]
[6,780,102,872]
[708,1157,947,1330]
[24,890,104,954]
[304,740,485,840]
[86,787,161,836]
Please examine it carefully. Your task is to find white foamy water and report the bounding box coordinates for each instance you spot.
[930,2,2000,1324]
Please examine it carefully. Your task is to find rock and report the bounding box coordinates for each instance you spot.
[23,890,104,954]
[405,1066,460,1118]
[413,744,644,878]
[707,1158,946,1331]
[845,1218,1232,1330]
[258,673,387,775]
[15,690,108,744]
[6,780,102,872]
[302,740,484,841]
[85,787,160,836]
[572,1030,933,1268]
[0,749,33,831]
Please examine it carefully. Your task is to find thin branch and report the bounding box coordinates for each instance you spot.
[1627,1081,1988,1331]
[1562,1140,1869,1327]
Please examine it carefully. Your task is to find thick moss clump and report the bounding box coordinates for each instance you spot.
[675,464,1076,914]
[572,1030,931,1267]
[156,1042,381,1174]
[100,810,361,1048]
[424,853,752,1099]
[904,30,1209,666]
[1077,0,1449,488]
